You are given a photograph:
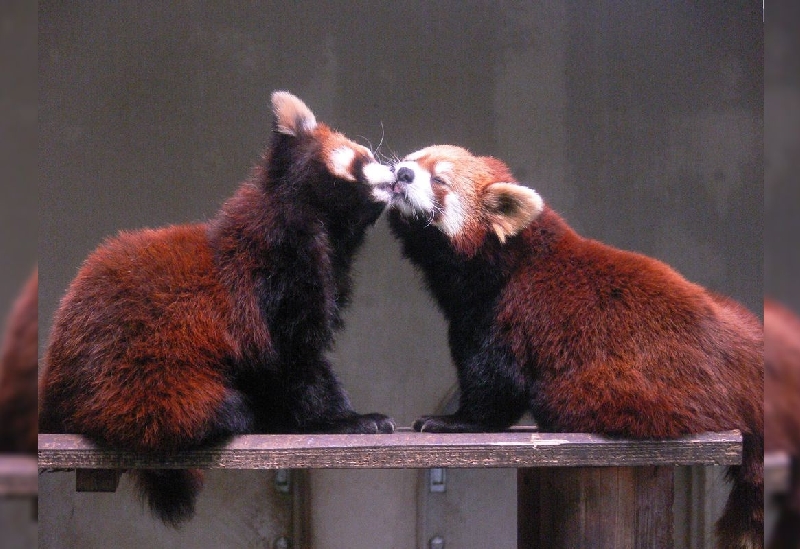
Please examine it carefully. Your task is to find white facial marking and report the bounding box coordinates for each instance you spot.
[391,161,436,216]
[435,161,454,176]
[371,187,393,204]
[363,161,394,185]
[329,147,356,181]
[437,192,466,237]
[405,149,428,161]
[363,161,395,203]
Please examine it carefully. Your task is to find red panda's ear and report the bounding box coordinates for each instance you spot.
[271,91,318,136]
[483,182,544,243]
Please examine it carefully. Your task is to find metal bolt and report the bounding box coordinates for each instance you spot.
[429,535,445,549]
[273,536,291,549]
[274,469,291,493]
[429,468,446,493]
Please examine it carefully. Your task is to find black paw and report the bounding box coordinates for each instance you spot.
[328,413,395,434]
[360,413,396,434]
[412,414,491,433]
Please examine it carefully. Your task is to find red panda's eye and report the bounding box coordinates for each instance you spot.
[431,176,448,187]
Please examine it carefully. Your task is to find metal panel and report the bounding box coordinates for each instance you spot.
[38,469,299,549]
[418,467,517,549]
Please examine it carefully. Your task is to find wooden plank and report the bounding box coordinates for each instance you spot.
[38,430,742,470]
[0,455,38,496]
[633,466,674,549]
[764,451,791,494]
[517,466,673,549]
[517,468,540,548]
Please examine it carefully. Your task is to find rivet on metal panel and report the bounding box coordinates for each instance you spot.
[429,535,445,549]
[429,468,446,493]
[273,536,291,549]
[274,469,291,493]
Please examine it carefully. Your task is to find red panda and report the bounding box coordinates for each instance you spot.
[0,267,38,454]
[387,145,763,549]
[764,299,800,549]
[38,92,396,526]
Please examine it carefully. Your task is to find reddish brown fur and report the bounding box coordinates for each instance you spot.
[764,299,800,549]
[501,210,764,549]
[389,146,763,549]
[41,227,232,453]
[0,268,38,454]
[498,213,761,439]
[38,92,395,525]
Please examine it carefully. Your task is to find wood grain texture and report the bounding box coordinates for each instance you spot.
[38,430,742,470]
[517,466,674,549]
[0,455,37,496]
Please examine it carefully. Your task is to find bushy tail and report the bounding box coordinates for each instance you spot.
[716,433,764,549]
[133,469,204,527]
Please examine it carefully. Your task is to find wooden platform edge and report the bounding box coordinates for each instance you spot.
[0,455,38,496]
[38,430,742,470]
[764,451,791,495]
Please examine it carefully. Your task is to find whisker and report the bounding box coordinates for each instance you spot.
[357,135,375,154]
[383,143,401,164]
[375,122,385,155]
[424,204,444,228]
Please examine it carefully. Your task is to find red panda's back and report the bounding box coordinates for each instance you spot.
[40,223,237,453]
[765,299,800,453]
[0,268,38,453]
[498,228,762,437]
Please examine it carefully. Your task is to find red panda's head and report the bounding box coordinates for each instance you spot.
[389,145,544,254]
[270,91,395,210]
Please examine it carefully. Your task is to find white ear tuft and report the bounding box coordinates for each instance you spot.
[483,182,544,243]
[271,91,318,136]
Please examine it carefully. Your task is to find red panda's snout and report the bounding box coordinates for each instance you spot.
[325,143,395,203]
[388,159,443,226]
[358,158,395,204]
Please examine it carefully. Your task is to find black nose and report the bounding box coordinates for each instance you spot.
[396,166,415,184]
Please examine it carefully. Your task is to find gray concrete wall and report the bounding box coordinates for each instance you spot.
[764,1,800,544]
[0,0,36,336]
[38,2,762,548]
[765,1,800,310]
[1,2,37,548]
